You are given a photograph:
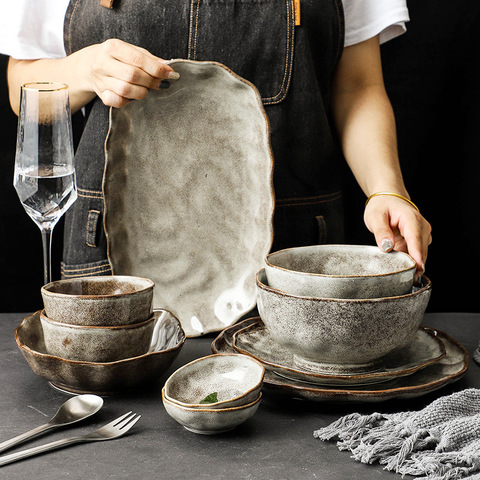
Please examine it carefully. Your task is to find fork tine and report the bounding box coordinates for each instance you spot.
[103,411,134,429]
[115,412,139,429]
[119,414,141,432]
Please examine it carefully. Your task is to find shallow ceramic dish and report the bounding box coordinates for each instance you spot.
[256,269,432,374]
[162,389,262,434]
[232,319,446,386]
[15,309,185,395]
[265,244,416,299]
[40,310,155,362]
[104,60,274,337]
[41,275,154,326]
[164,353,264,409]
[212,318,468,403]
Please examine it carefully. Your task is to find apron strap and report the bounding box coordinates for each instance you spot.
[100,0,114,8]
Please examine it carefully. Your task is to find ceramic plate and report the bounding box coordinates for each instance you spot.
[212,318,468,402]
[15,309,185,395]
[231,319,446,386]
[104,60,274,337]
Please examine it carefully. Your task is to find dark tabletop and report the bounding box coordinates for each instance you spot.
[0,312,479,480]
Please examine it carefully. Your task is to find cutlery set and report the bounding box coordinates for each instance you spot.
[0,395,140,467]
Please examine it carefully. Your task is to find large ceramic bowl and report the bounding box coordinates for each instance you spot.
[15,309,185,395]
[164,354,264,409]
[162,389,262,435]
[256,269,432,374]
[41,275,154,326]
[40,310,156,362]
[265,244,416,299]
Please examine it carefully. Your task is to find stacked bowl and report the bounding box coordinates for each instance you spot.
[162,353,265,434]
[255,244,432,376]
[15,275,185,394]
[40,275,156,362]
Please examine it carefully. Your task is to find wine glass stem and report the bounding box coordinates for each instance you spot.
[41,228,53,285]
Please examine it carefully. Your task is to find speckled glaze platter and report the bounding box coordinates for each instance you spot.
[15,309,185,395]
[212,318,469,402]
[104,60,274,337]
[231,319,446,386]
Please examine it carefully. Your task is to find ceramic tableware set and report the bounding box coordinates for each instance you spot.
[213,245,469,402]
[15,275,185,395]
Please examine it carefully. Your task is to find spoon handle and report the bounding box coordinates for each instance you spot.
[0,423,53,454]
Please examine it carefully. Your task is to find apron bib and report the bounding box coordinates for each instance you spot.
[62,0,345,279]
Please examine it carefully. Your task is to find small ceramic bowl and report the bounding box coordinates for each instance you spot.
[256,269,432,374]
[41,275,154,326]
[265,244,416,299]
[163,353,265,409]
[15,309,185,395]
[40,310,156,362]
[162,389,262,434]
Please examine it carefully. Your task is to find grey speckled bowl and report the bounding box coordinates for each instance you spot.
[256,269,432,374]
[40,310,155,362]
[41,275,154,326]
[162,389,262,434]
[265,244,416,299]
[164,354,264,409]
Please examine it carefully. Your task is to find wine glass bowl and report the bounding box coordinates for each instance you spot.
[13,82,77,285]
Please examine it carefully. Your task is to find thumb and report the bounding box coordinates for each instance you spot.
[365,210,395,252]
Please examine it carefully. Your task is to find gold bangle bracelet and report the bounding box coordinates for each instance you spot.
[365,192,420,212]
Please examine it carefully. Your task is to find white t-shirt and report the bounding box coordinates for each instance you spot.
[0,0,409,59]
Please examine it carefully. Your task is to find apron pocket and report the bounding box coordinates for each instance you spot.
[62,188,110,273]
[272,191,344,251]
[188,0,295,105]
[61,259,113,279]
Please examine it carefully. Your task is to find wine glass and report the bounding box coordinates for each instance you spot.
[13,82,77,286]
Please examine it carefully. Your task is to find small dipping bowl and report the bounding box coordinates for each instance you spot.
[164,353,265,409]
[162,389,262,435]
[265,244,416,299]
[41,275,154,326]
[40,310,156,362]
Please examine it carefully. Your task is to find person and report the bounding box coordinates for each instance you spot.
[0,0,431,282]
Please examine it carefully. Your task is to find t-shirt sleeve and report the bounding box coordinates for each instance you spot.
[343,0,410,47]
[0,0,69,59]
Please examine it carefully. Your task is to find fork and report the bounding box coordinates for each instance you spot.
[0,411,141,467]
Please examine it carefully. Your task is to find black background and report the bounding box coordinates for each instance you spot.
[1,0,478,312]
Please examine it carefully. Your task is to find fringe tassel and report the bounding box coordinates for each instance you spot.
[313,412,385,441]
[397,451,480,479]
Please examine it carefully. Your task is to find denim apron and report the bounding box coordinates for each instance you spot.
[62,0,345,278]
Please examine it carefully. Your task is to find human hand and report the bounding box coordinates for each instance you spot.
[78,38,179,108]
[363,194,432,281]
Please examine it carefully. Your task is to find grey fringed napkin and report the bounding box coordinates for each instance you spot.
[314,389,480,480]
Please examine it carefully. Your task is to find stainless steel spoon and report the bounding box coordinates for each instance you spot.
[0,394,104,454]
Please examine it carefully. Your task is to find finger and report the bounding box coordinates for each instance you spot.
[396,218,428,276]
[94,52,172,92]
[97,77,150,106]
[364,209,396,253]
[98,89,132,108]
[102,39,178,81]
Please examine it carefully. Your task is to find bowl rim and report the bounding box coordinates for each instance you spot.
[164,353,265,408]
[162,388,262,412]
[15,309,185,366]
[257,268,432,303]
[41,275,154,299]
[39,309,156,331]
[265,244,416,279]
